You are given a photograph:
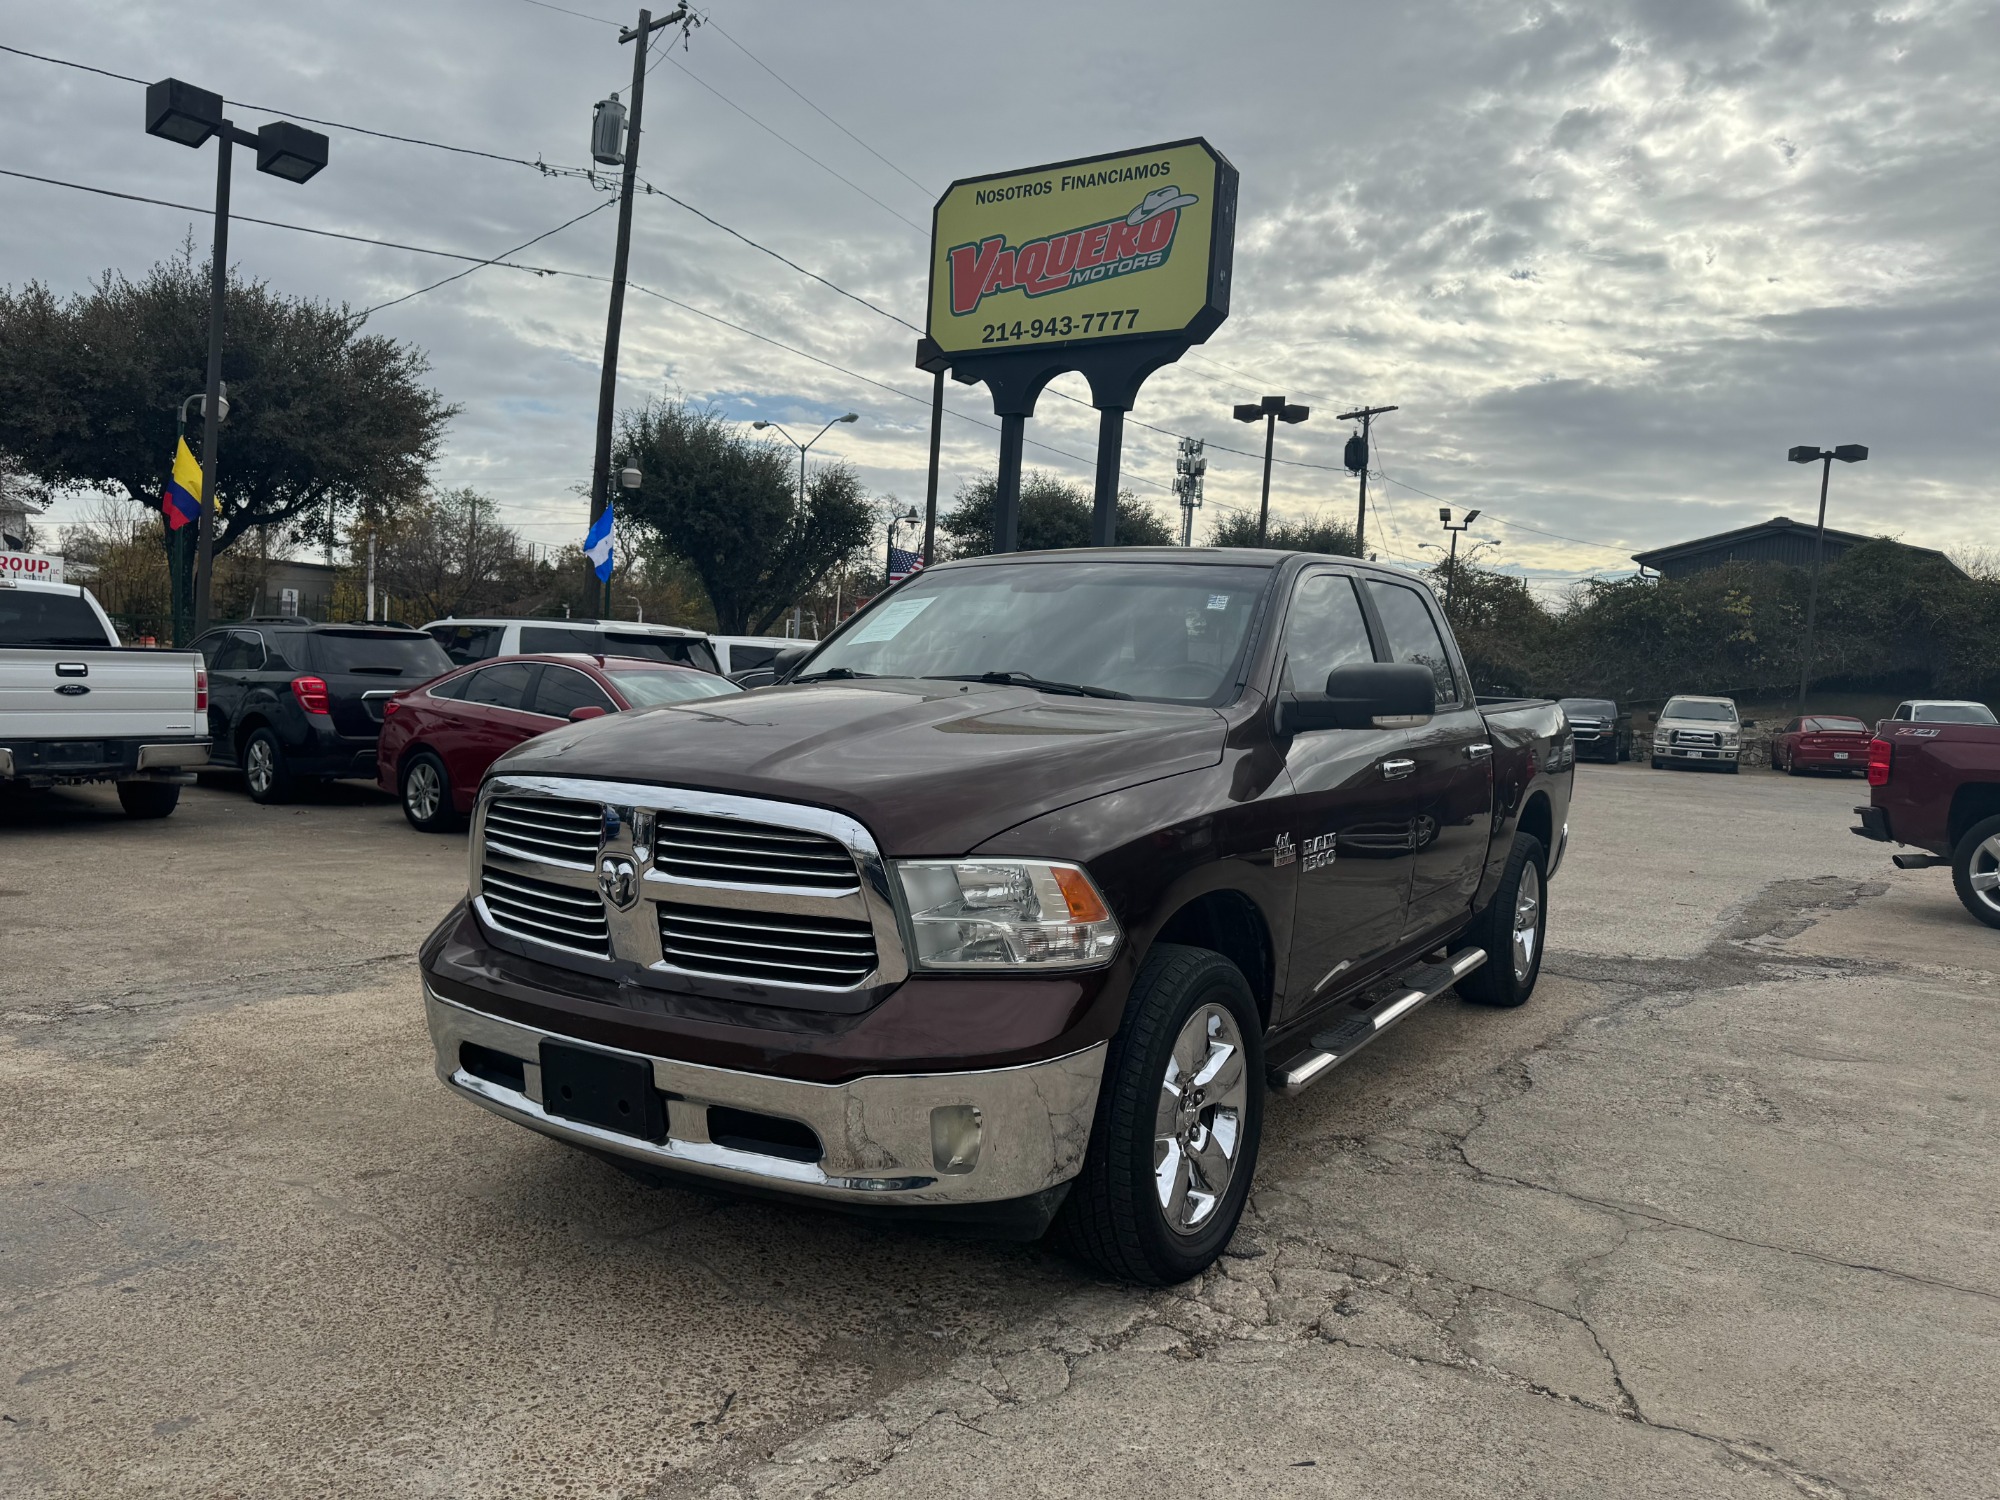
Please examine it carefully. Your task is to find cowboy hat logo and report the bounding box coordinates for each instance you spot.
[947,186,1201,318]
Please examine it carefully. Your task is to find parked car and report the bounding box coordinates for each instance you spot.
[419,547,1574,1284]
[1651,695,1744,772]
[1558,697,1630,762]
[1853,720,2000,929]
[1770,714,1871,774]
[1,578,208,817]
[191,619,453,803]
[711,634,811,679]
[423,617,720,674]
[376,653,742,831]
[1885,699,1998,727]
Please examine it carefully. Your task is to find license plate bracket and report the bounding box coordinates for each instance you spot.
[539,1042,665,1141]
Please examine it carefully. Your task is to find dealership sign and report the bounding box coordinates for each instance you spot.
[0,551,63,583]
[927,139,1237,359]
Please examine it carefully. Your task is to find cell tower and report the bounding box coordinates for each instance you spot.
[1175,437,1207,546]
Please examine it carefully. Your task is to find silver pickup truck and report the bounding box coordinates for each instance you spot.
[0,578,210,817]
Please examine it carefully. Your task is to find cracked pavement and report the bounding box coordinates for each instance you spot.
[3,764,1995,1498]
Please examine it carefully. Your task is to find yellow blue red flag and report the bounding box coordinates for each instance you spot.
[162,437,203,530]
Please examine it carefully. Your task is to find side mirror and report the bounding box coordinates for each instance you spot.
[1276,662,1436,735]
[568,705,607,722]
[771,644,812,682]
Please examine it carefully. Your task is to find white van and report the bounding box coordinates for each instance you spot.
[709,634,814,678]
[422,617,720,674]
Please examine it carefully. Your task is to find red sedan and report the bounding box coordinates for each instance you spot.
[376,653,742,831]
[1770,714,1872,775]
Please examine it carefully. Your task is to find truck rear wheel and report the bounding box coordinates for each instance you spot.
[117,781,181,819]
[1951,814,2000,931]
[1054,944,1264,1285]
[1458,832,1548,1008]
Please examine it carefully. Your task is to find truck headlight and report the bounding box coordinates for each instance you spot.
[894,859,1120,971]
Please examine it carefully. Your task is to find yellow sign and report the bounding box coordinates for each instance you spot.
[927,138,1236,359]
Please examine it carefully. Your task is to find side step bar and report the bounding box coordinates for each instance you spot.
[1270,948,1489,1095]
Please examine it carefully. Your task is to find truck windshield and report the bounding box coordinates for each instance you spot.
[1912,703,1997,724]
[0,590,109,647]
[1559,699,1617,718]
[1663,699,1736,722]
[804,561,1274,706]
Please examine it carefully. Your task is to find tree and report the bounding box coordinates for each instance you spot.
[616,399,873,634]
[1207,510,1357,556]
[940,470,1172,557]
[0,241,455,640]
[363,488,525,624]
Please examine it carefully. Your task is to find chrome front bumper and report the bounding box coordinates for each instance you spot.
[425,989,1106,1207]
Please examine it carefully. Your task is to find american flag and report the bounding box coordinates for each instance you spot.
[887,546,925,582]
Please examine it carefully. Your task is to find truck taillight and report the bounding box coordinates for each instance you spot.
[194,664,208,713]
[292,675,332,715]
[1867,737,1892,785]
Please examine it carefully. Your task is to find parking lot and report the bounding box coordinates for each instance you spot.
[3,762,1994,1499]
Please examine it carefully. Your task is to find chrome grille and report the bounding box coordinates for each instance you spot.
[486,796,602,866]
[658,902,876,987]
[480,866,611,956]
[1673,729,1719,746]
[654,812,858,891]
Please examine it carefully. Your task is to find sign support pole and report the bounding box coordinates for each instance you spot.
[1092,408,1125,546]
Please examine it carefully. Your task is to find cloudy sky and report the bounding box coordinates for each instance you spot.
[4,0,1995,588]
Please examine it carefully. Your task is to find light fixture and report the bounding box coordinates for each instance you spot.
[144,78,223,147]
[254,120,329,183]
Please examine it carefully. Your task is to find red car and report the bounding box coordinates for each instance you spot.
[376,653,742,831]
[1770,714,1872,775]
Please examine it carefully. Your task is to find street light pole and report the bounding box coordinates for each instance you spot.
[1437,506,1480,612]
[1336,405,1397,559]
[1787,442,1869,713]
[1232,396,1309,546]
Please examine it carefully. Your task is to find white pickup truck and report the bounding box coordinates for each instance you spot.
[0,577,210,817]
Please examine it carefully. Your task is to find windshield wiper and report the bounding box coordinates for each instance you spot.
[793,667,876,682]
[929,671,1131,700]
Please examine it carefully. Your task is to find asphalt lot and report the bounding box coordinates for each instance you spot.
[2,762,1994,1499]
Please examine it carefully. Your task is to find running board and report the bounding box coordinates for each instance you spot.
[1270,948,1489,1095]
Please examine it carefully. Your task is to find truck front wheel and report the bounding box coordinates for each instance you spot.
[1950,814,2000,931]
[1055,944,1264,1285]
[1458,832,1548,1008]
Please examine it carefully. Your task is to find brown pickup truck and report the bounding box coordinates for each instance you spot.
[419,548,1574,1283]
[1853,720,2000,929]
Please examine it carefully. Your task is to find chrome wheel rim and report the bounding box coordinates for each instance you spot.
[1153,1003,1248,1237]
[406,762,441,822]
[1512,861,1543,982]
[1970,835,2000,915]
[246,739,274,796]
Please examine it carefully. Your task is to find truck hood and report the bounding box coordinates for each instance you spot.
[491,677,1227,855]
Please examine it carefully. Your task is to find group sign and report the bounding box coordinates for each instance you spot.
[0,551,63,583]
[927,139,1236,359]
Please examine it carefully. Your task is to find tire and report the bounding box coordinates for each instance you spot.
[1054,944,1264,1285]
[117,781,181,818]
[1458,832,1548,1008]
[400,750,461,832]
[1950,813,2000,931]
[243,727,295,804]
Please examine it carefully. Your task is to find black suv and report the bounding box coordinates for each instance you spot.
[191,620,453,803]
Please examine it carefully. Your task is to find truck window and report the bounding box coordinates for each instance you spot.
[1366,581,1461,706]
[0,590,108,647]
[601,631,720,674]
[462,662,536,710]
[520,625,602,656]
[726,643,779,674]
[1280,573,1374,694]
[531,665,616,719]
[430,624,503,665]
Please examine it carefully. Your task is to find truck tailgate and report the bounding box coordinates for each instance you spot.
[0,649,203,740]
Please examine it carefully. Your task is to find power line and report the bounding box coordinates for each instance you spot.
[517,0,621,25]
[357,197,617,316]
[1373,471,1632,554]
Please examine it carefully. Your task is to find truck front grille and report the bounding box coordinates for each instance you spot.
[1673,730,1719,747]
[480,866,611,956]
[485,796,603,866]
[657,902,877,988]
[653,812,858,891]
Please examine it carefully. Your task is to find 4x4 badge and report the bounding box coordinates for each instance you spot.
[597,854,639,911]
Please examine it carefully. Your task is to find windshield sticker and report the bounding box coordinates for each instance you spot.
[1206,593,1230,610]
[847,595,936,644]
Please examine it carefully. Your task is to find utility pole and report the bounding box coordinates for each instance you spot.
[1337,404,1397,558]
[589,5,693,621]
[1175,437,1207,546]
[1786,443,1868,713]
[365,528,377,622]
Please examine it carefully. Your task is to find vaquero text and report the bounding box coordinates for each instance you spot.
[948,210,1181,317]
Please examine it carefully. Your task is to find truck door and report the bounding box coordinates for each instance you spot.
[1361,579,1494,942]
[1274,569,1420,1015]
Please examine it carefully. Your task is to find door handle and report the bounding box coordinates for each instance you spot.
[1381,758,1417,780]
[1466,743,1493,761]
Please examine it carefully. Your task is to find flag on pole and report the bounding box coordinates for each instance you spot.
[161,437,203,531]
[887,546,924,582]
[584,502,615,581]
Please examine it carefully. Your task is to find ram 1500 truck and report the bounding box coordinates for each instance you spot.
[1,578,209,817]
[1853,720,2000,929]
[419,548,1574,1283]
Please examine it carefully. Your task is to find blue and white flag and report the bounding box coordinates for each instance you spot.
[584,502,615,581]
